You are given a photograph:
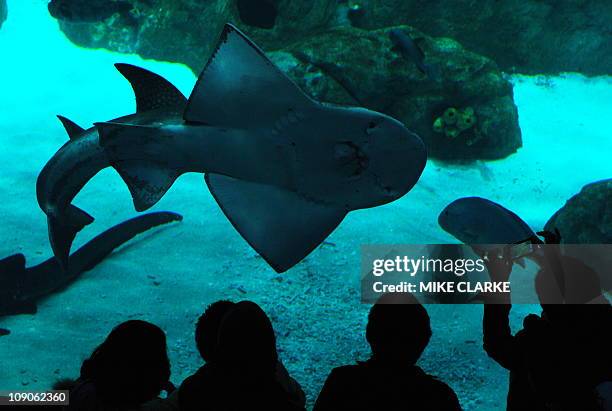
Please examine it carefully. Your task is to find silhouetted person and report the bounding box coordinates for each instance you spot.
[483,233,612,411]
[67,320,172,411]
[179,300,305,411]
[195,300,237,363]
[314,293,462,411]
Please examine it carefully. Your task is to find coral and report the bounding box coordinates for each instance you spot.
[444,128,459,139]
[433,117,444,133]
[433,107,478,144]
[456,107,476,131]
[442,107,458,125]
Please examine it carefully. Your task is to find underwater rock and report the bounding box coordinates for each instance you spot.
[354,0,612,76]
[270,26,521,160]
[48,0,134,23]
[0,0,6,30]
[54,0,337,73]
[545,179,612,244]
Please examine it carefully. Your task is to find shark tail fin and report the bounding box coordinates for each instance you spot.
[95,122,180,212]
[49,204,94,269]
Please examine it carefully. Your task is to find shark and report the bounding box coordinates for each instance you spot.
[36,63,188,268]
[0,212,182,335]
[94,23,427,272]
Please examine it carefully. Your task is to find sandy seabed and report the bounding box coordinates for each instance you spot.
[1,1,611,410]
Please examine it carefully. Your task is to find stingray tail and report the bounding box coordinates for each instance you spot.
[0,253,26,282]
[48,204,94,270]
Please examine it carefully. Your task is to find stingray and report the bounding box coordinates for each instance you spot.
[95,23,427,272]
[39,23,426,273]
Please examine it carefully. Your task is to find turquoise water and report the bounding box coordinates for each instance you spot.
[0,1,611,409]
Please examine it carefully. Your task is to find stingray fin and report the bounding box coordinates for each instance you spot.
[205,173,345,273]
[57,115,85,140]
[115,63,187,114]
[95,122,179,211]
[114,161,179,212]
[184,23,314,128]
[96,122,180,211]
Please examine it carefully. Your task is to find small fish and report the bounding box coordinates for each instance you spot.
[438,197,536,245]
[48,0,133,23]
[389,29,441,81]
[475,160,494,181]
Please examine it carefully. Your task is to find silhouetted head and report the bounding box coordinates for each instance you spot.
[301,106,426,211]
[195,300,236,362]
[80,320,170,407]
[216,301,278,374]
[366,293,431,364]
[537,255,610,320]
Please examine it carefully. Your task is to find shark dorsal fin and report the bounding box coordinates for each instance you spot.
[205,173,346,272]
[184,23,315,128]
[115,63,187,114]
[57,115,85,140]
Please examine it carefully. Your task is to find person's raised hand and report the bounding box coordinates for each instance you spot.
[536,228,562,244]
[483,246,513,283]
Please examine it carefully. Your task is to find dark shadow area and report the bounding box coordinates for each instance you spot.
[237,0,278,29]
[314,293,462,410]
